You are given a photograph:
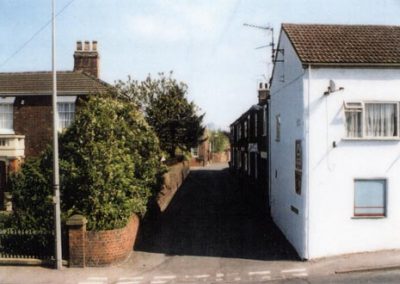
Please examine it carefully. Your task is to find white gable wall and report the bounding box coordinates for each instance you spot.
[307,67,400,258]
[270,31,307,258]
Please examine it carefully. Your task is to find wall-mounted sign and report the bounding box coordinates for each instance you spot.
[295,140,302,195]
[248,143,258,152]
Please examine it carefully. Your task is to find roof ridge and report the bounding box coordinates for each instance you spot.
[0,70,74,75]
[282,23,400,28]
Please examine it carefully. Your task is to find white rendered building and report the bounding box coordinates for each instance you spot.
[269,24,400,259]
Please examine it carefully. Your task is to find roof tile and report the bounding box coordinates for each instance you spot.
[282,24,400,65]
[0,71,109,95]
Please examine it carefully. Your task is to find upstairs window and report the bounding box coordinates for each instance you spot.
[263,106,267,136]
[254,114,258,137]
[57,96,77,131]
[244,120,248,138]
[275,114,281,142]
[0,97,15,134]
[344,102,362,138]
[344,102,398,139]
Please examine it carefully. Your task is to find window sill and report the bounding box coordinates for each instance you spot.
[342,138,400,141]
[351,216,386,219]
[0,130,15,135]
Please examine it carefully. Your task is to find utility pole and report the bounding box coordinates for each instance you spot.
[52,0,63,270]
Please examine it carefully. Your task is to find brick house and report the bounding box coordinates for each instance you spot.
[0,40,108,208]
[230,83,269,198]
[189,130,211,167]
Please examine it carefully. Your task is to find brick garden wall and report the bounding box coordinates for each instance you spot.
[85,215,139,266]
[68,214,139,267]
[157,160,190,212]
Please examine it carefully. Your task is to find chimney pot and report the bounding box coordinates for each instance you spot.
[76,41,82,51]
[84,41,90,51]
[92,41,98,51]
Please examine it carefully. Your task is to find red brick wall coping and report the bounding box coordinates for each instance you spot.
[67,214,139,267]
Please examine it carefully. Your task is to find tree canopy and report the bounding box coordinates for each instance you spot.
[114,73,205,157]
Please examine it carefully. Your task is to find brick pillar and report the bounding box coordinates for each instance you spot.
[66,215,87,267]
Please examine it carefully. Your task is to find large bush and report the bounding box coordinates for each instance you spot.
[9,95,163,231]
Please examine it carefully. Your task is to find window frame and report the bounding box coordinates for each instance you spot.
[275,114,281,142]
[244,119,248,138]
[262,105,267,136]
[57,96,77,131]
[254,113,258,138]
[353,178,387,218]
[344,101,400,140]
[0,97,16,135]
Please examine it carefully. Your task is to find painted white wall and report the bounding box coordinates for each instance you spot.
[270,31,307,258]
[307,68,400,258]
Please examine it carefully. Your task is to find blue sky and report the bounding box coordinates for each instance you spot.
[1,0,400,129]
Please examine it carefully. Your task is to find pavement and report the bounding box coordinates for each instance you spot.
[1,163,400,283]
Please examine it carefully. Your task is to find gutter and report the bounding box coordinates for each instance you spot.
[302,63,400,69]
[304,64,311,260]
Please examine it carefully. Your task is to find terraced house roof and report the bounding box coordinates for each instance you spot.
[0,71,109,95]
[282,24,400,65]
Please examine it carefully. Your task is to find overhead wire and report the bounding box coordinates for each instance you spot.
[0,0,76,69]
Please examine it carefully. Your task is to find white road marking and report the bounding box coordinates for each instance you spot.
[234,277,241,281]
[216,273,224,278]
[78,282,104,284]
[119,277,143,281]
[116,282,140,284]
[150,281,167,284]
[154,275,176,280]
[248,270,271,276]
[193,274,210,278]
[292,273,308,277]
[262,275,272,280]
[281,268,307,273]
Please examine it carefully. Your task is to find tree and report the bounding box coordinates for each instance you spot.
[114,73,205,158]
[210,130,230,153]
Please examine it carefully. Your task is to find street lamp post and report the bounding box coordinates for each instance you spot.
[52,0,63,270]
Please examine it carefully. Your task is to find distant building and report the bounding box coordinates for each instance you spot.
[270,23,400,259]
[0,40,108,209]
[189,130,210,167]
[229,84,269,197]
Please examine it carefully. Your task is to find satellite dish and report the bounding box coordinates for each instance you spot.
[329,80,336,92]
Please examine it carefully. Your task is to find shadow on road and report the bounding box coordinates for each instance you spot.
[135,164,299,261]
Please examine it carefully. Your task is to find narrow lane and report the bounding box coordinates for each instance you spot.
[135,163,297,261]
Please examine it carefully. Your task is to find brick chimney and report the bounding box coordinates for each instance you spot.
[258,82,270,105]
[73,40,100,78]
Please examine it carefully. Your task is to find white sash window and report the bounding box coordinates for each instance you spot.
[57,96,77,131]
[0,97,15,134]
[344,102,399,139]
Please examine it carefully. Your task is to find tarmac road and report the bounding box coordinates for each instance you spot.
[135,162,298,261]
